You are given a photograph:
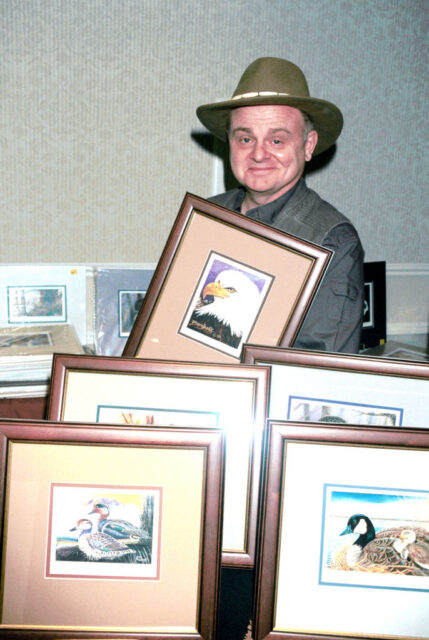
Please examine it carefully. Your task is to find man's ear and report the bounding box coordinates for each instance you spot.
[304,129,318,161]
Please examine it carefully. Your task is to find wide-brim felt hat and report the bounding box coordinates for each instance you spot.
[196,57,343,155]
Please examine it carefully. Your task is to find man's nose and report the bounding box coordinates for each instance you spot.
[251,139,269,162]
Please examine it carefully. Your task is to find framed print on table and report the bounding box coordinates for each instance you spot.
[0,419,224,639]
[94,265,156,356]
[123,193,332,363]
[47,352,270,567]
[360,261,386,350]
[362,339,429,363]
[242,344,429,428]
[253,420,429,640]
[0,323,83,357]
[0,264,89,346]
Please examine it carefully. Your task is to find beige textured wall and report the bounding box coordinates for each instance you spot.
[1,0,428,264]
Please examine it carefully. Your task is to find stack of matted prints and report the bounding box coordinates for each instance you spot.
[0,264,89,344]
[0,264,88,396]
[0,323,83,397]
[0,263,158,396]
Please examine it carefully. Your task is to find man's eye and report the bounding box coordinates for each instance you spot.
[240,137,252,144]
[272,138,283,145]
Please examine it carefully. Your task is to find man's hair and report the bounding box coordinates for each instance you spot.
[301,111,314,141]
[226,108,315,141]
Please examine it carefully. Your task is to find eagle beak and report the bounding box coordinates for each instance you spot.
[203,281,230,299]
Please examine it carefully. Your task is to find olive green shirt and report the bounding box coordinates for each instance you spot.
[209,179,364,353]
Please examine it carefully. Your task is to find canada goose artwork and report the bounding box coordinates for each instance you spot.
[332,513,429,576]
[322,488,429,588]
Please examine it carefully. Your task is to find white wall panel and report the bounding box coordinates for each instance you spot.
[1,0,427,264]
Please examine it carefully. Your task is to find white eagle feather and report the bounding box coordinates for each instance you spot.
[193,269,261,339]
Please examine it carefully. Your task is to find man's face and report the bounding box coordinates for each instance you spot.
[228,105,318,204]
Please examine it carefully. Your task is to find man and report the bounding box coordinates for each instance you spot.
[197,57,364,354]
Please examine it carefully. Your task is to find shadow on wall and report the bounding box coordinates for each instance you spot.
[191,130,337,193]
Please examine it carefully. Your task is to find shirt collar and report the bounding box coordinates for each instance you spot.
[231,179,302,224]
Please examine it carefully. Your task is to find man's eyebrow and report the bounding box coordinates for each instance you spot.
[231,126,252,134]
[269,127,292,134]
[231,126,292,135]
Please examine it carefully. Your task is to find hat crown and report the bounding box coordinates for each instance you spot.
[196,56,343,155]
[232,57,310,99]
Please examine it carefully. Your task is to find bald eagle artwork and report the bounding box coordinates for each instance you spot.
[187,267,265,350]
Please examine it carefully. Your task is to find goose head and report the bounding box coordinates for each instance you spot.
[340,514,376,549]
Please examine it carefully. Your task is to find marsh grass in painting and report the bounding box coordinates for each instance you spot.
[97,405,219,427]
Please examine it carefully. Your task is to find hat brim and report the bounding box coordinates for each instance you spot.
[196,95,343,156]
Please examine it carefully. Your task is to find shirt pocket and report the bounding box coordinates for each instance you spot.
[327,280,360,322]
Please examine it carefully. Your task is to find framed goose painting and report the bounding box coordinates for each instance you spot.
[253,420,429,640]
[241,344,429,428]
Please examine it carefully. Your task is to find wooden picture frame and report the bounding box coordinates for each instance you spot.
[123,193,331,363]
[360,261,386,350]
[254,420,429,640]
[242,344,429,428]
[47,352,270,567]
[0,419,224,638]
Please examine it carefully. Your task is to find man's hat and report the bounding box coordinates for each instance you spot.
[196,57,343,155]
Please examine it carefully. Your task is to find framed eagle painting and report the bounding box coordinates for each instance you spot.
[123,193,332,363]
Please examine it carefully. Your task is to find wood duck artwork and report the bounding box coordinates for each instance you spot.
[71,518,136,561]
[89,501,150,543]
[332,514,429,576]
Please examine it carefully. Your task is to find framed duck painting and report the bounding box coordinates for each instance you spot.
[0,419,224,639]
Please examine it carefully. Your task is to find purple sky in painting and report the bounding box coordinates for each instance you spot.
[201,256,268,297]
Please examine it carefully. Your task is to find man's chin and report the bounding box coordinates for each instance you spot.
[244,179,277,194]
[245,183,282,199]
[243,176,300,200]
